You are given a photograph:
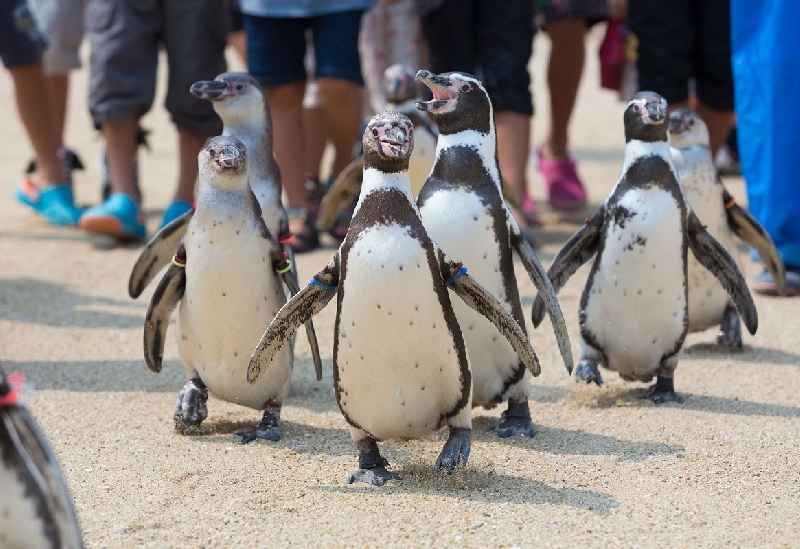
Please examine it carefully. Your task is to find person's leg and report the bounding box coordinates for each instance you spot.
[162,0,227,224]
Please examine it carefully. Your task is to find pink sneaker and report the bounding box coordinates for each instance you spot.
[538,149,587,211]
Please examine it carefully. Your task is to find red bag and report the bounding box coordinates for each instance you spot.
[599,19,626,91]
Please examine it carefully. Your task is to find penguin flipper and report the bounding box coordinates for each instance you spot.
[531,206,605,327]
[281,271,324,382]
[512,233,574,374]
[144,247,187,373]
[128,208,194,299]
[442,261,541,377]
[723,190,787,296]
[688,211,758,335]
[0,405,84,549]
[249,260,340,384]
[316,156,364,232]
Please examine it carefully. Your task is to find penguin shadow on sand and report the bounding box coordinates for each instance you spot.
[582,383,800,419]
[682,342,800,366]
[311,441,619,516]
[0,276,145,328]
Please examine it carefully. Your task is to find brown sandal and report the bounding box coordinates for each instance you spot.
[286,208,319,253]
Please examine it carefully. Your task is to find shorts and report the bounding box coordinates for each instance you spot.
[244,10,366,87]
[421,0,535,116]
[628,0,733,111]
[535,0,609,28]
[28,0,84,74]
[86,0,228,137]
[230,0,244,33]
[0,0,48,69]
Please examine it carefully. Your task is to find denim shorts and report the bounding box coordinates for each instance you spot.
[0,0,48,69]
[244,9,366,87]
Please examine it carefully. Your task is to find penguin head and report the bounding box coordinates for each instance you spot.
[415,70,491,135]
[190,72,264,122]
[199,135,248,189]
[667,108,710,149]
[624,91,669,143]
[384,64,418,105]
[363,111,415,173]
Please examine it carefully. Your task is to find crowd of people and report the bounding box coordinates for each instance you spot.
[1,0,796,296]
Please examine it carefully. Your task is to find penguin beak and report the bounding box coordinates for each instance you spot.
[379,125,411,158]
[215,145,244,169]
[415,70,458,113]
[190,80,232,101]
[643,100,667,124]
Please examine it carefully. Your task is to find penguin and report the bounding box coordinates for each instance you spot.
[414,70,573,437]
[0,368,84,549]
[315,64,439,232]
[129,72,289,300]
[144,135,321,442]
[247,112,540,486]
[531,92,759,404]
[668,108,786,347]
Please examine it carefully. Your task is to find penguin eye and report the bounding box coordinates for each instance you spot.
[235,84,244,91]
[632,104,641,113]
[371,128,379,137]
[460,84,470,92]
[208,148,216,156]
[688,119,695,126]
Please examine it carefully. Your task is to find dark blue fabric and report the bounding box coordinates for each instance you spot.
[0,0,48,69]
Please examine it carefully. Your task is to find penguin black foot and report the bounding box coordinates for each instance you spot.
[173,378,208,430]
[642,376,684,405]
[574,359,604,386]
[237,407,281,444]
[716,304,743,349]
[435,427,471,473]
[348,438,400,486]
[487,399,536,438]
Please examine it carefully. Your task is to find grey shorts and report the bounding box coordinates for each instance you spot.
[28,0,84,74]
[86,0,228,137]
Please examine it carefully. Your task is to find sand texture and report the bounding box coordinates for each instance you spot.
[1,31,798,548]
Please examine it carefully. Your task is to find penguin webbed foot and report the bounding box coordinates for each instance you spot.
[435,427,471,473]
[349,438,400,486]
[487,399,536,438]
[173,378,209,431]
[716,304,743,349]
[574,359,604,386]
[348,467,401,486]
[642,376,684,405]
[236,408,281,443]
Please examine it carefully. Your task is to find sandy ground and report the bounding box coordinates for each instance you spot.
[2,30,799,549]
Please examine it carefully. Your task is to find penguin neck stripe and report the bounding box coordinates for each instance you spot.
[445,266,468,284]
[0,372,25,406]
[310,278,338,291]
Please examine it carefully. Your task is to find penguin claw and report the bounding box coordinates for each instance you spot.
[348,467,402,486]
[642,376,684,404]
[574,360,604,386]
[487,400,536,438]
[435,427,471,473]
[173,379,208,431]
[236,408,281,443]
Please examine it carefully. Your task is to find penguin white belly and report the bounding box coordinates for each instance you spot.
[680,171,739,331]
[420,189,519,405]
[178,218,291,409]
[583,189,686,378]
[0,463,51,549]
[337,224,467,441]
[408,129,436,197]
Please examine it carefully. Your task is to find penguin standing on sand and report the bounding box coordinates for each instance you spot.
[415,70,573,437]
[532,92,758,403]
[144,136,321,442]
[668,108,786,347]
[129,72,289,299]
[0,368,84,549]
[247,112,539,486]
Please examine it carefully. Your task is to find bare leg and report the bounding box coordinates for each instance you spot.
[265,82,307,210]
[496,111,531,204]
[45,74,69,147]
[317,78,361,178]
[102,116,141,201]
[642,358,684,404]
[541,18,586,159]
[303,104,328,182]
[348,436,401,486]
[173,129,204,204]
[10,61,62,187]
[229,31,247,65]
[575,336,604,386]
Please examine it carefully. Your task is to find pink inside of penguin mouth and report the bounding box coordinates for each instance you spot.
[419,80,458,110]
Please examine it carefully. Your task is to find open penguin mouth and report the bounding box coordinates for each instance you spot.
[379,134,411,158]
[415,70,458,114]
